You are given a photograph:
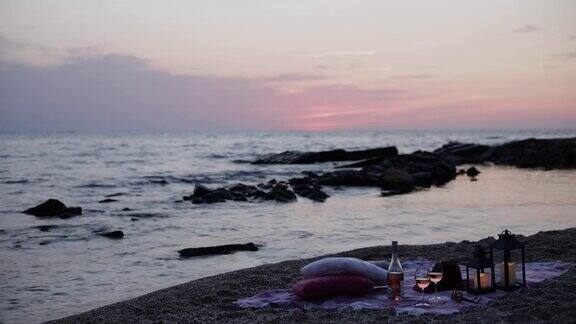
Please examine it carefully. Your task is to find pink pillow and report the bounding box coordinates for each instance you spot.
[292,275,375,299]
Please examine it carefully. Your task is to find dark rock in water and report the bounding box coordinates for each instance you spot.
[257,182,274,190]
[307,188,330,202]
[381,189,413,197]
[264,184,297,203]
[191,193,226,204]
[35,225,58,232]
[193,183,213,197]
[345,147,399,161]
[466,167,480,177]
[121,207,132,211]
[98,230,124,239]
[186,182,271,204]
[302,171,320,179]
[434,142,491,165]
[253,146,398,164]
[337,158,385,169]
[410,171,433,188]
[292,184,329,202]
[105,192,126,198]
[320,170,374,186]
[98,198,118,203]
[289,176,314,187]
[230,193,248,201]
[23,199,82,218]
[388,151,456,186]
[486,138,576,169]
[434,137,576,169]
[253,189,267,199]
[457,169,466,175]
[184,184,226,204]
[178,242,258,258]
[292,184,310,197]
[212,188,234,200]
[268,179,277,184]
[378,168,416,191]
[229,183,259,197]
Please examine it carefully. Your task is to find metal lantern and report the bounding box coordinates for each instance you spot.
[490,229,526,291]
[466,245,495,294]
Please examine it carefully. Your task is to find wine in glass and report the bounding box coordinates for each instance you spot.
[428,262,443,303]
[414,265,431,307]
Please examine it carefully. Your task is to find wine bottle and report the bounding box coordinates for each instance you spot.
[387,240,404,300]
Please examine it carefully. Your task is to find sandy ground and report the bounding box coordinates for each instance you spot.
[52,228,576,323]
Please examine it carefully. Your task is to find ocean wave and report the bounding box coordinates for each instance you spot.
[119,212,171,219]
[77,182,118,188]
[206,153,230,159]
[232,159,252,164]
[2,179,30,184]
[104,159,147,165]
[132,175,216,186]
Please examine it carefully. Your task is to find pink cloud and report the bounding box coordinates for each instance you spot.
[1,54,574,132]
[0,55,412,132]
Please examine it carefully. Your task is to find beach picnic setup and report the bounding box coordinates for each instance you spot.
[236,230,573,316]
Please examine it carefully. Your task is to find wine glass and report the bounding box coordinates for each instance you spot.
[428,262,443,303]
[414,265,430,307]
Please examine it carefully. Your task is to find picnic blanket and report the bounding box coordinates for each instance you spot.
[234,259,572,315]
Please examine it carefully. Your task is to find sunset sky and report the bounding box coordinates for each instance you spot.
[1,0,575,131]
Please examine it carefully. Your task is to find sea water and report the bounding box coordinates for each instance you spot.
[1,129,576,323]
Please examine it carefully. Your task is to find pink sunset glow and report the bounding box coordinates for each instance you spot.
[1,1,575,131]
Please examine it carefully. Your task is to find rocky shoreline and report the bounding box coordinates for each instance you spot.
[52,227,576,323]
[181,137,576,204]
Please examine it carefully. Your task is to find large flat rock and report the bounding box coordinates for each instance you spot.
[252,146,398,164]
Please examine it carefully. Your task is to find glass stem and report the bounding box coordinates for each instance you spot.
[435,284,438,299]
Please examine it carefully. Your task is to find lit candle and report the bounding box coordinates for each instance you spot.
[472,272,490,290]
[498,262,516,285]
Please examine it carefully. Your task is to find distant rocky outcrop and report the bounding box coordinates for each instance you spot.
[178,242,259,258]
[434,138,576,169]
[434,142,491,164]
[23,199,82,218]
[487,138,576,169]
[252,147,398,164]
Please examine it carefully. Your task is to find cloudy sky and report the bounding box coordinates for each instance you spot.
[1,0,575,131]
